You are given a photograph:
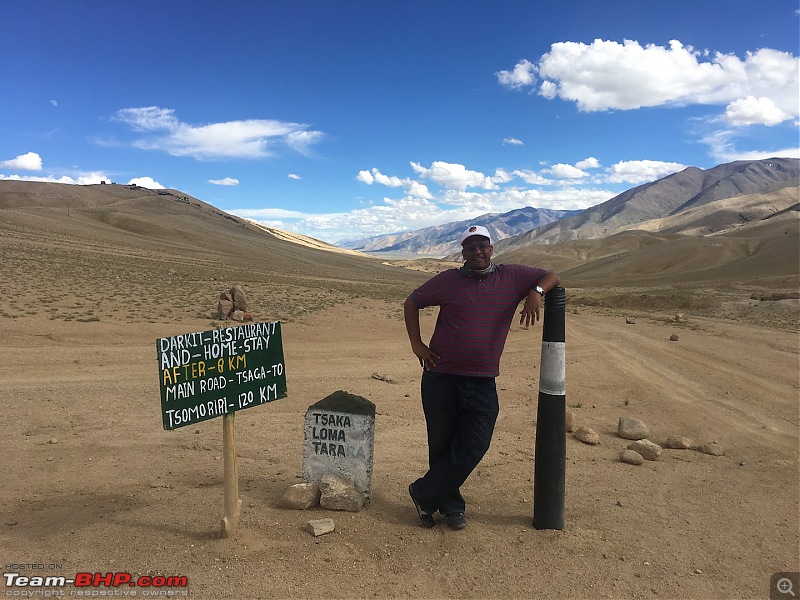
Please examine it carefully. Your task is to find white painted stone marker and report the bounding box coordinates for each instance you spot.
[302,390,376,503]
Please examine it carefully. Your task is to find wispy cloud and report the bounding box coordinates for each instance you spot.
[112,107,324,160]
[0,172,108,185]
[209,177,240,186]
[503,137,524,146]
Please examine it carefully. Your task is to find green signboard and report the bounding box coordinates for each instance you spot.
[156,321,287,430]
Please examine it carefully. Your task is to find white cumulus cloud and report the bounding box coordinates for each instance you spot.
[128,176,165,189]
[503,137,524,145]
[576,157,600,169]
[606,160,686,184]
[209,177,239,186]
[1,152,43,171]
[499,39,799,123]
[724,96,791,126]
[113,106,324,160]
[496,59,537,90]
[356,167,432,198]
[288,173,301,180]
[410,161,497,191]
[547,163,588,179]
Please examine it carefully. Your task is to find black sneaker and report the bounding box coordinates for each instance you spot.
[445,512,467,530]
[408,484,436,528]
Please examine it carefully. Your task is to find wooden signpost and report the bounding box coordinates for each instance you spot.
[156,321,287,537]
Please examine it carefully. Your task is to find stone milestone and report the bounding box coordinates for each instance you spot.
[302,390,376,503]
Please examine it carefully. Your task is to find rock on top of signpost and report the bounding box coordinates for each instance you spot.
[309,390,376,416]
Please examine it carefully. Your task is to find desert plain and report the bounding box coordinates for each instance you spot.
[0,181,798,599]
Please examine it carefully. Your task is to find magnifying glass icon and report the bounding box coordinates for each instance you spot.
[778,577,796,597]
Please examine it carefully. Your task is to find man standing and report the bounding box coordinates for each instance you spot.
[404,225,560,530]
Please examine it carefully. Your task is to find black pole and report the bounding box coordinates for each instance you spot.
[533,286,566,530]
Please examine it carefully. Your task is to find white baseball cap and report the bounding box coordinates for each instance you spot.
[460,225,492,245]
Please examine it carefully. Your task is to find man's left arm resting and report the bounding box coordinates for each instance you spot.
[519,271,561,327]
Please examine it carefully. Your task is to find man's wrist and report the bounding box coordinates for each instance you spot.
[534,285,545,296]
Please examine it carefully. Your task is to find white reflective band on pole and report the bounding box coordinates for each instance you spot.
[539,341,566,396]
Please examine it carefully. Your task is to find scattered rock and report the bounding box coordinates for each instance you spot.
[573,307,580,315]
[217,293,234,320]
[573,426,600,445]
[669,333,679,341]
[216,284,250,321]
[306,518,335,537]
[47,438,58,444]
[565,410,575,433]
[230,284,248,312]
[663,436,693,449]
[319,473,365,512]
[625,317,636,324]
[759,291,800,302]
[282,482,320,510]
[627,440,662,461]
[697,442,724,456]
[371,372,397,384]
[617,417,649,440]
[619,449,644,465]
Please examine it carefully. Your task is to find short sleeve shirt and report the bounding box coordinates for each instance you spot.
[410,264,547,377]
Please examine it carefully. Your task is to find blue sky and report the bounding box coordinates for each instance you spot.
[1,1,798,244]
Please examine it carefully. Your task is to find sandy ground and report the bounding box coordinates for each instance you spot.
[1,295,798,600]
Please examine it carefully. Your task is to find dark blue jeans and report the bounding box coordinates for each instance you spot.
[411,370,499,515]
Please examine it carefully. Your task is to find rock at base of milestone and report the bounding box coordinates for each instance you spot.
[617,416,649,440]
[619,449,644,465]
[565,410,575,433]
[697,442,725,456]
[627,439,662,461]
[282,482,320,510]
[307,518,335,537]
[663,436,693,449]
[669,333,680,341]
[319,473,365,512]
[625,317,636,324]
[573,426,600,445]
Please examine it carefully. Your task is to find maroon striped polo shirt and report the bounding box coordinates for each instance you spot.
[410,263,547,377]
